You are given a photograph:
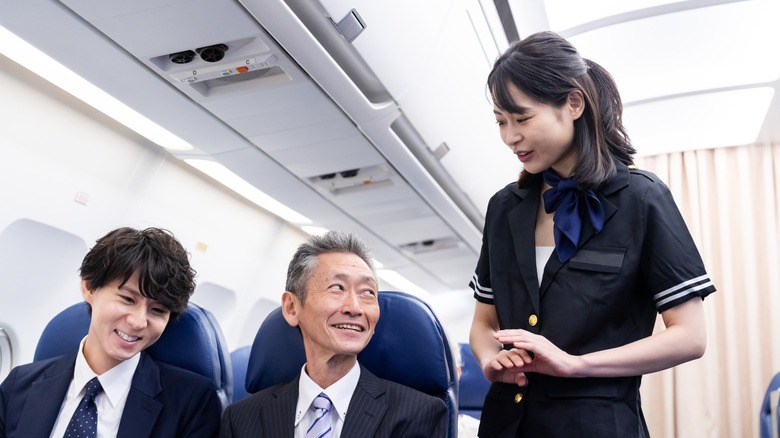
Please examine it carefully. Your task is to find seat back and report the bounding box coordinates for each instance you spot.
[458,342,491,419]
[34,301,233,410]
[761,372,780,438]
[245,291,459,437]
[230,346,252,403]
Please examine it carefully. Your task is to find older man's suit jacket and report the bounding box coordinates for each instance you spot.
[0,352,221,438]
[220,365,447,437]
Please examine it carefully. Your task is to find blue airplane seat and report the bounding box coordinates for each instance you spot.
[760,371,780,438]
[230,345,252,403]
[245,291,459,438]
[34,301,233,410]
[458,342,491,419]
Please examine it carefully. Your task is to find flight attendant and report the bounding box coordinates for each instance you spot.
[468,31,716,437]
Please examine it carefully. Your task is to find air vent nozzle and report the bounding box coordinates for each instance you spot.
[196,44,228,62]
[169,50,196,64]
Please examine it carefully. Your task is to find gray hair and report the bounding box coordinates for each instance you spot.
[285,231,376,302]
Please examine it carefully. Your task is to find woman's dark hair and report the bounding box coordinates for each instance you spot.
[80,227,196,320]
[487,31,635,188]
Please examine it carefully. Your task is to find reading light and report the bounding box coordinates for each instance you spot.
[185,159,311,225]
[0,25,193,151]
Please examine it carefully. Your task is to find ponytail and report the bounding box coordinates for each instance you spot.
[570,59,635,187]
[584,59,634,168]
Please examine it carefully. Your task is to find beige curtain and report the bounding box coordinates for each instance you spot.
[635,142,780,438]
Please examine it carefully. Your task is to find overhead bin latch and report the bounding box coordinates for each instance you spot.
[331,8,366,43]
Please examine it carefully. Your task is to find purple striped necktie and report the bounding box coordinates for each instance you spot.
[306,393,333,438]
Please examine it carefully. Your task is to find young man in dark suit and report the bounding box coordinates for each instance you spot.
[0,227,221,438]
[220,231,447,437]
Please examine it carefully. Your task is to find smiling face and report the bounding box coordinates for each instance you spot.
[282,252,379,368]
[81,270,170,374]
[494,83,584,177]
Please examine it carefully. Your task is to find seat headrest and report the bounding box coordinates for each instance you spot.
[246,291,452,395]
[34,302,92,361]
[147,304,230,398]
[760,372,780,438]
[245,291,458,437]
[230,346,252,403]
[458,342,491,418]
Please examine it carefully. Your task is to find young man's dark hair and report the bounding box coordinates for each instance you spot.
[79,227,196,320]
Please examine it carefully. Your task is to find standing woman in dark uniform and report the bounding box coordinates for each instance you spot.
[468,31,716,437]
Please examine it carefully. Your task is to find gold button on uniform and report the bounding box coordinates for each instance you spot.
[514,392,523,403]
[528,314,538,327]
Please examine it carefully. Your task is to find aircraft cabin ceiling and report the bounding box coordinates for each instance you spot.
[1,0,778,295]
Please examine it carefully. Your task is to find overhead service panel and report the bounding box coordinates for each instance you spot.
[149,37,289,96]
[310,164,394,196]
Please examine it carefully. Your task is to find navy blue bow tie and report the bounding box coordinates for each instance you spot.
[542,170,605,262]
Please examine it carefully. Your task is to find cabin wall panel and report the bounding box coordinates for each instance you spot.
[0,54,308,363]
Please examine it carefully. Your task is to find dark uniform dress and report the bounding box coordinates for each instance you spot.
[469,162,716,437]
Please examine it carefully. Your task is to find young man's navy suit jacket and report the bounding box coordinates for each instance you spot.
[0,351,221,438]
